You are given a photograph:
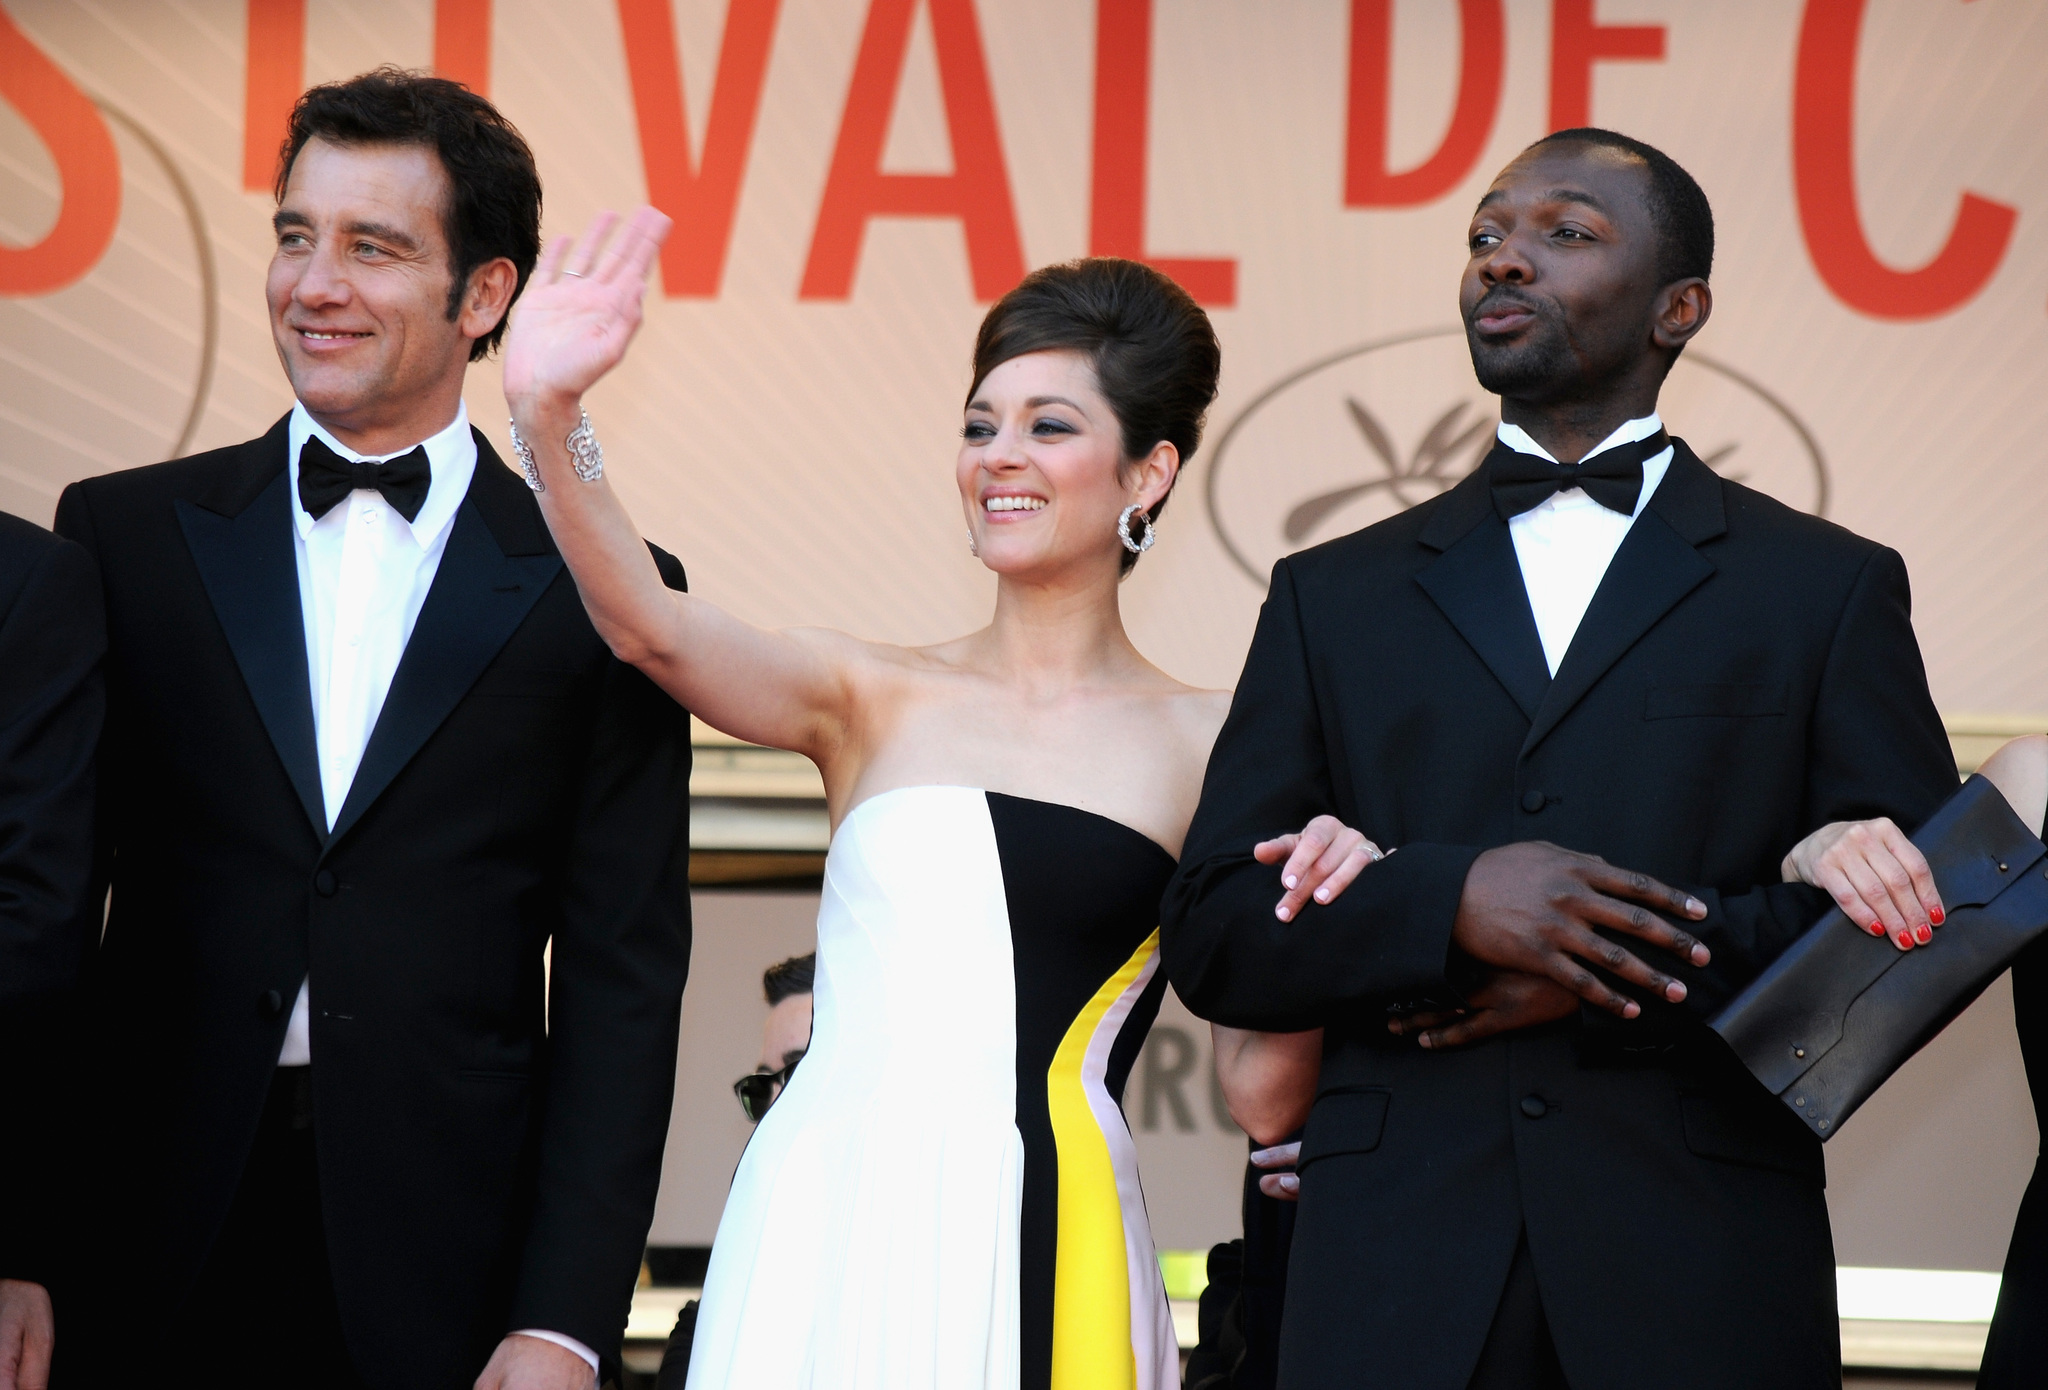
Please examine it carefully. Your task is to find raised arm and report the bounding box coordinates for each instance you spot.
[499,208,853,759]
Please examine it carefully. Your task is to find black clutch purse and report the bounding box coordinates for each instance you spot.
[1710,775,2048,1139]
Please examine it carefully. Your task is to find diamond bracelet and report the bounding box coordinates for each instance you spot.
[508,409,606,492]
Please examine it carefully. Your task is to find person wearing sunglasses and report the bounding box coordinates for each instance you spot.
[660,953,817,1389]
[733,954,815,1124]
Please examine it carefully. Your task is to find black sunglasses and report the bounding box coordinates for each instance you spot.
[732,1055,802,1123]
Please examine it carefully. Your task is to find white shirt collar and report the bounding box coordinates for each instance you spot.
[1495,412,1670,521]
[286,400,477,548]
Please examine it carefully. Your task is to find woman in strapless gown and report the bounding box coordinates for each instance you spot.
[707,785,1180,1385]
[495,211,1293,1386]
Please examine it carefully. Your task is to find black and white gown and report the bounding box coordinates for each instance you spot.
[686,785,1181,1389]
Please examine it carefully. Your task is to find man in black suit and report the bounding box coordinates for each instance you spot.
[52,71,691,1389]
[1162,129,1957,1388]
[0,511,103,1390]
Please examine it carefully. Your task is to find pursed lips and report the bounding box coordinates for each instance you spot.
[1469,292,1541,336]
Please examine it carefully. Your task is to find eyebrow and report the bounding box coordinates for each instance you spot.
[270,210,423,252]
[1543,188,1609,215]
[1473,187,1611,217]
[341,219,423,251]
[964,394,1088,415]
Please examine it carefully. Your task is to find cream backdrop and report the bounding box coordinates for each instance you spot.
[4,0,2048,706]
[6,0,2048,1263]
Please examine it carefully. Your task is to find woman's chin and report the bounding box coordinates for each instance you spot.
[976,545,1121,585]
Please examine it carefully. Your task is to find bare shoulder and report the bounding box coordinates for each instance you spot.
[1158,680,1233,741]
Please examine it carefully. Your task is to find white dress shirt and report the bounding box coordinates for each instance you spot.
[280,403,599,1379]
[1500,413,1672,676]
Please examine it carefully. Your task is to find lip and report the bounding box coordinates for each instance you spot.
[1472,305,1536,335]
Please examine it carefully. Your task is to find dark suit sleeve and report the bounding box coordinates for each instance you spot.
[506,547,694,1364]
[1654,544,1957,1022]
[1162,558,1484,1032]
[0,521,105,1285]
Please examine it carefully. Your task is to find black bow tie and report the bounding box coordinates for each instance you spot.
[1488,429,1669,520]
[297,435,433,524]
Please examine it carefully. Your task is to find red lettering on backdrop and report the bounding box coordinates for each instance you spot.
[0,7,120,295]
[1793,0,2015,320]
[1546,0,1663,132]
[1344,0,1504,208]
[242,0,306,191]
[1089,0,1234,306]
[618,0,781,298]
[433,0,493,95]
[800,0,1025,302]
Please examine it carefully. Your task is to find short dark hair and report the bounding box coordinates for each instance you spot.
[968,259,1221,574]
[764,953,816,1007]
[276,66,542,362]
[1530,128,1713,287]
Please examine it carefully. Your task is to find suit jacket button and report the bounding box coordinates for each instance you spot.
[1520,1095,1548,1119]
[1520,790,1546,814]
[261,989,284,1017]
[314,870,337,897]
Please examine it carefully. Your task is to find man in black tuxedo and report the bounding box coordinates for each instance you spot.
[0,511,103,1390]
[52,71,691,1389]
[1163,129,1957,1388]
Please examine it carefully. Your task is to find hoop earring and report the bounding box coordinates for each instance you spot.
[1118,504,1156,555]
[967,529,980,558]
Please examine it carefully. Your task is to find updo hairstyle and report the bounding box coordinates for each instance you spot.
[967,259,1220,573]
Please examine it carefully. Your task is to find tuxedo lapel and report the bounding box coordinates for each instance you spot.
[1413,469,1551,722]
[1520,442,1727,756]
[328,437,562,843]
[176,419,327,838]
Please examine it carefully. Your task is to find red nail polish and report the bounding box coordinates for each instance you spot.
[1930,907,1945,926]
[1896,932,1912,948]
[1914,924,1932,945]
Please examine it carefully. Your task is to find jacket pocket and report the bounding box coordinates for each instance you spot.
[1644,681,1787,720]
[1679,1092,1824,1184]
[1298,1087,1392,1170]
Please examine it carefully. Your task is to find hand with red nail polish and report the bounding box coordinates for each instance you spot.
[1781,816,1944,954]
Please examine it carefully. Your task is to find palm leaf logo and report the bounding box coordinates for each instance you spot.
[1284,398,1494,542]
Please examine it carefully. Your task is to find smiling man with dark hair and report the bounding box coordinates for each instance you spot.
[1165,131,1956,1388]
[51,70,691,1390]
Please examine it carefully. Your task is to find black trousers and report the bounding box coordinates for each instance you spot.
[1466,1233,1568,1390]
[185,1066,362,1389]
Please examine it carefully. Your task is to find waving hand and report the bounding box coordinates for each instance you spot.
[502,208,672,408]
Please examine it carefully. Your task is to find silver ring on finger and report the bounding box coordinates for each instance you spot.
[563,269,585,278]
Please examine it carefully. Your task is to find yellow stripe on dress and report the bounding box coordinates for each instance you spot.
[1046,928,1158,1390]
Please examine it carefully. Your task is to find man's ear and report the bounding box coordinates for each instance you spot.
[1652,278,1712,353]
[459,257,520,343]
